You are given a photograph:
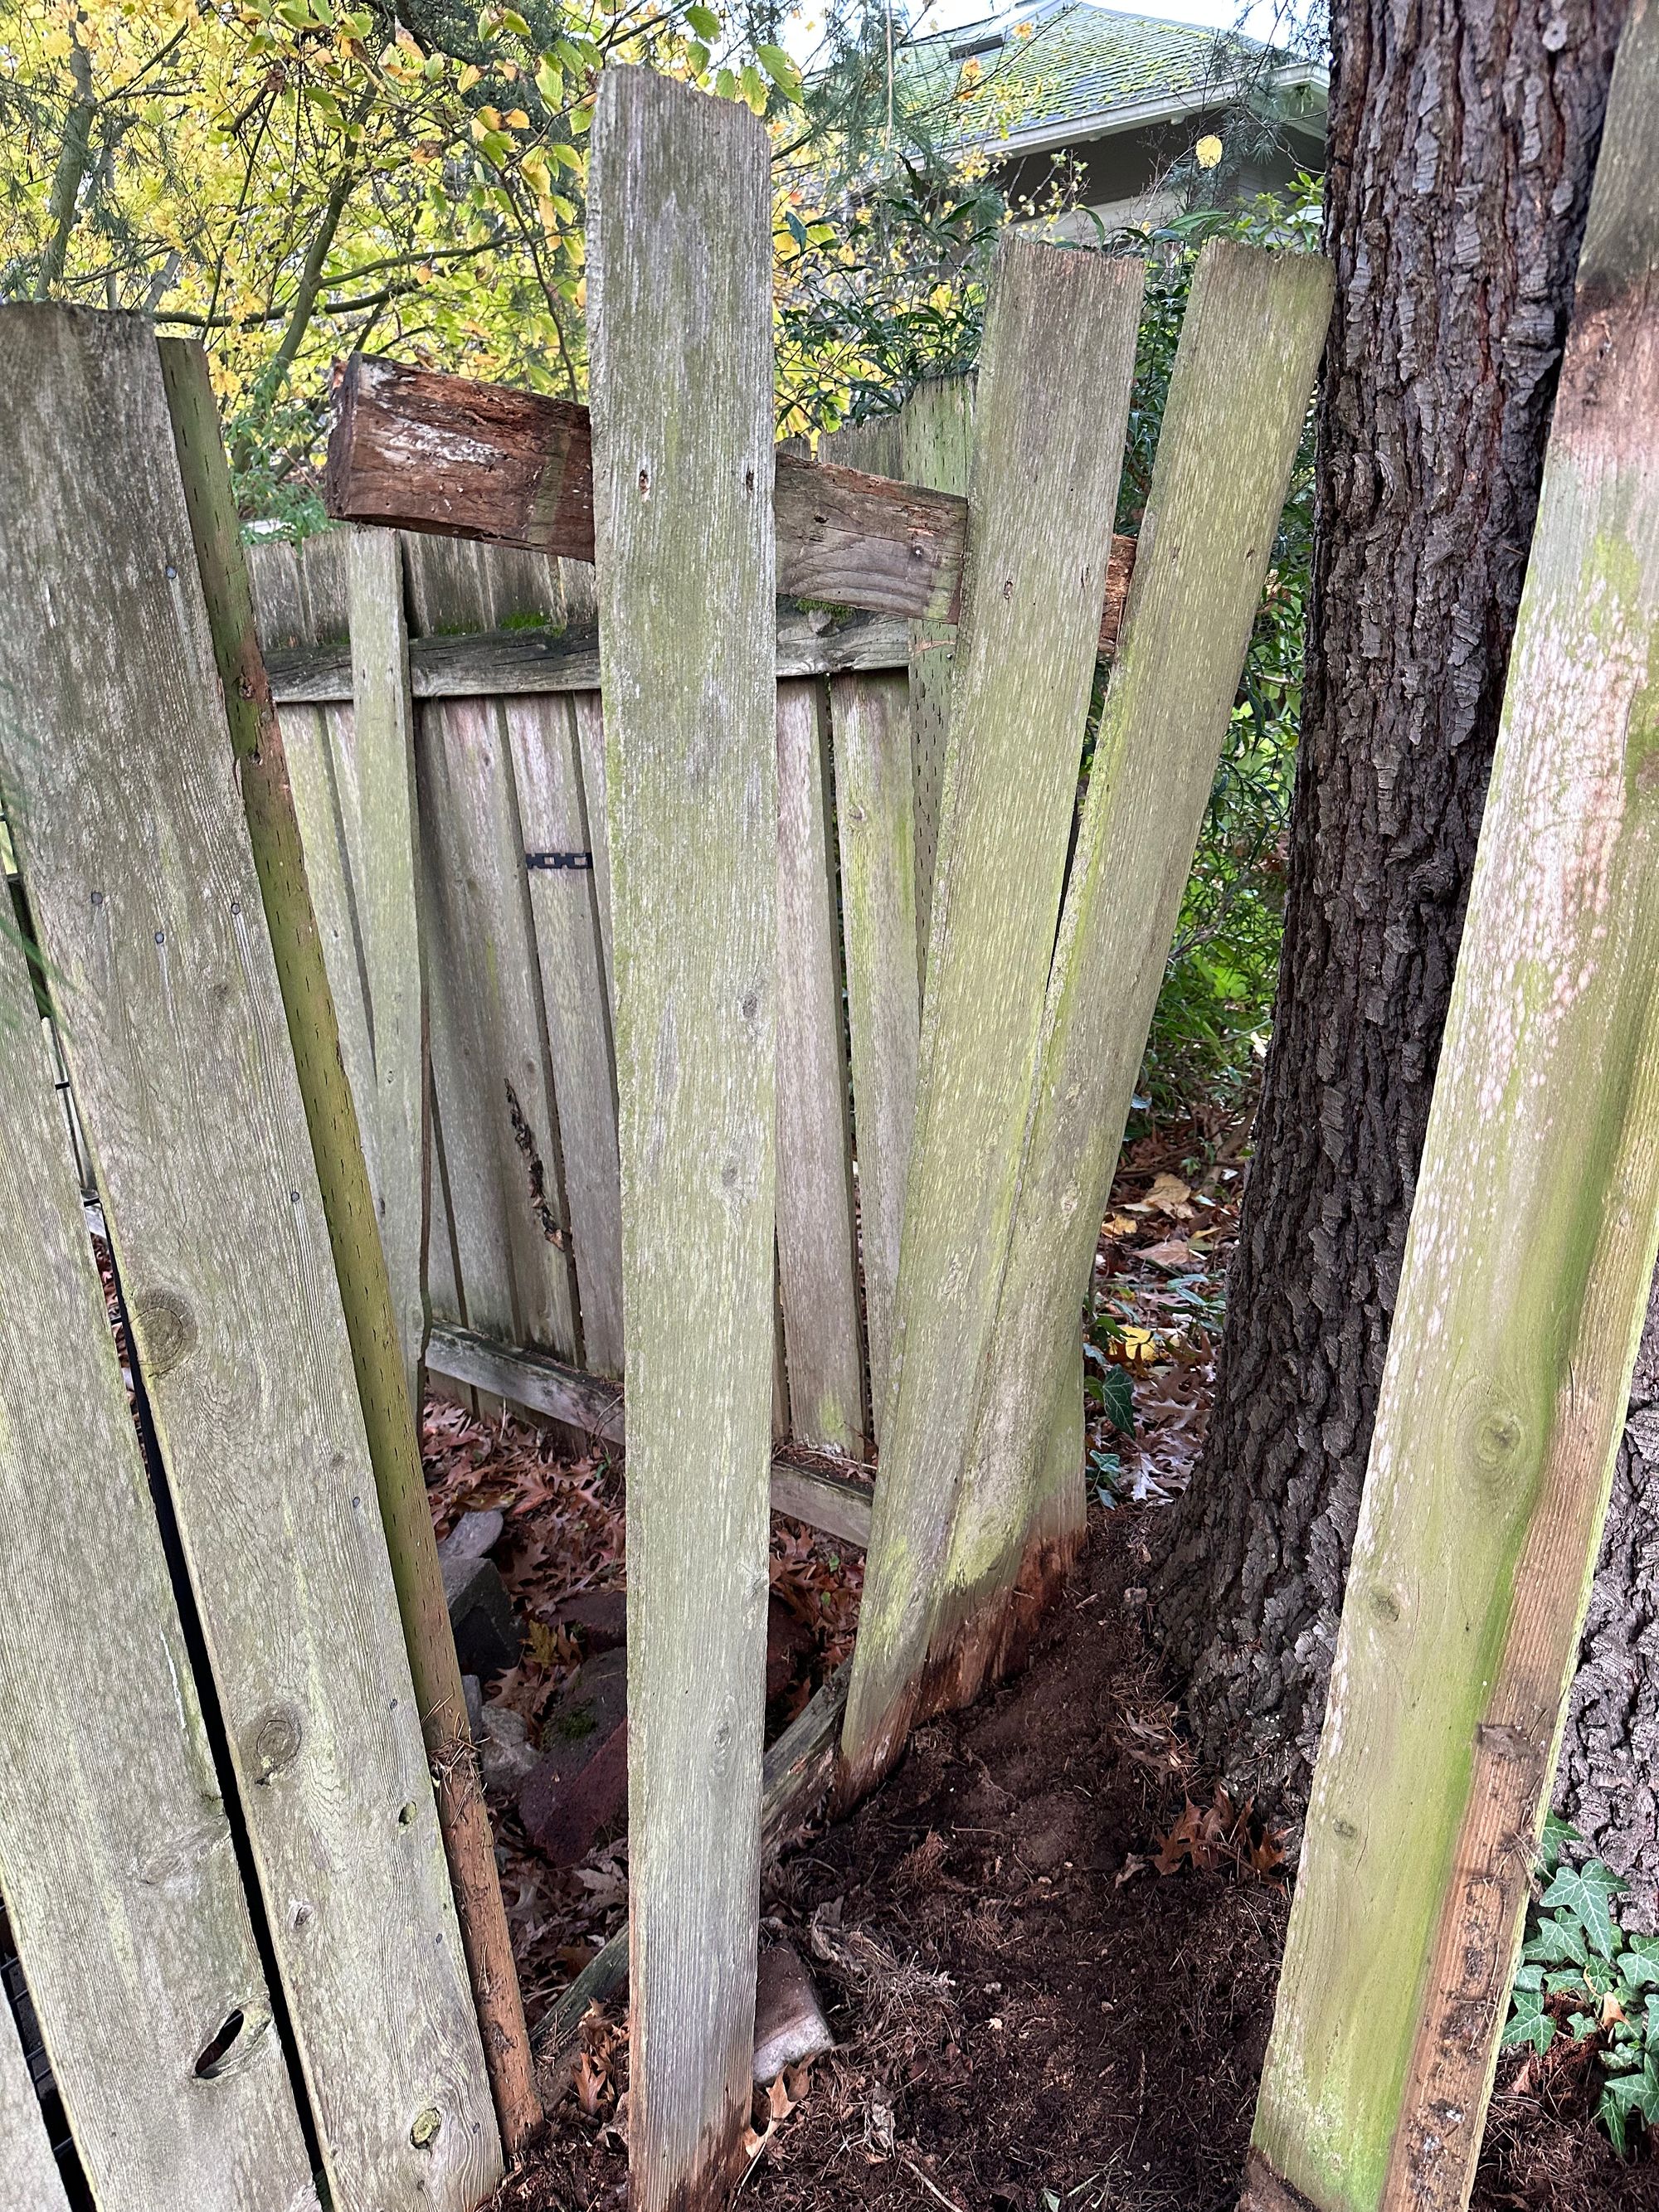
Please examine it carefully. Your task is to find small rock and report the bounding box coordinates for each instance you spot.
[518,1647,629,1865]
[437,1508,505,1564]
[442,1553,522,1680]
[752,1944,832,2082]
[556,1588,627,1653]
[476,1701,538,1791]
[1122,1586,1148,1610]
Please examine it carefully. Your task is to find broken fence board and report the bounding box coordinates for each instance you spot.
[0,941,317,2212]
[829,670,921,1439]
[506,692,626,1375]
[775,678,866,1456]
[325,352,1136,651]
[1247,9,1659,2201]
[0,306,498,2212]
[590,67,777,2212]
[347,525,430,1417]
[837,236,1144,1804]
[937,239,1335,1710]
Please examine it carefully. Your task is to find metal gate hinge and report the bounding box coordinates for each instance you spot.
[526,849,593,872]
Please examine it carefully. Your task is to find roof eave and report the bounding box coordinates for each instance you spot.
[956,59,1328,164]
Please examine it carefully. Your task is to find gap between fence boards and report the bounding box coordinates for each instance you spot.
[324,352,1137,650]
[425,1322,874,1550]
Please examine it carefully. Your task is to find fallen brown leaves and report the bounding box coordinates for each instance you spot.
[1151,1785,1285,1884]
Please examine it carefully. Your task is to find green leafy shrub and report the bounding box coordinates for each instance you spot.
[1505,1813,1659,2153]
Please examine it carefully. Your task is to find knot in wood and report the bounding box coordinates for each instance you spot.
[132,1286,198,1378]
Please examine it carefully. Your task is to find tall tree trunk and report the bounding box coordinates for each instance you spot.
[1150,0,1634,1833]
[32,36,96,301]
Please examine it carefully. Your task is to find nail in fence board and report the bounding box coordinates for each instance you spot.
[0,944,317,2212]
[1247,8,1659,2200]
[0,308,498,2212]
[589,69,777,2212]
[506,692,626,1375]
[347,526,430,1415]
[837,237,1145,1801]
[939,241,1335,1709]
[0,1975,68,2212]
[829,671,921,1438]
[775,678,866,1456]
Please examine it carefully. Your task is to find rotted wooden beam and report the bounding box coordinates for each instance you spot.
[325,352,1137,655]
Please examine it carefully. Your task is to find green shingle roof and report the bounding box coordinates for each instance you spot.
[900,2,1257,153]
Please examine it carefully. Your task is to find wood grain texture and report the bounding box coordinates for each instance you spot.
[425,1322,873,1545]
[1250,12,1659,2200]
[837,236,1144,1802]
[265,608,917,707]
[348,525,430,1416]
[589,67,776,2212]
[0,939,318,2212]
[933,241,1335,1711]
[571,689,615,1005]
[507,692,625,1374]
[829,671,920,1437]
[0,309,498,2212]
[0,1986,69,2212]
[775,678,865,1456]
[326,352,1136,642]
[162,338,539,2161]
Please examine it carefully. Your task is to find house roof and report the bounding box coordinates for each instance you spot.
[898,1,1325,159]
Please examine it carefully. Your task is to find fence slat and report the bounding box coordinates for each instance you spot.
[347,527,429,1413]
[420,695,578,1359]
[572,688,615,1001]
[0,307,499,2212]
[506,692,625,1374]
[830,670,920,1437]
[775,678,865,1456]
[837,236,1144,1803]
[0,1981,68,2212]
[589,67,777,2212]
[1246,9,1659,2205]
[936,240,1335,1709]
[896,378,975,961]
[0,948,315,2212]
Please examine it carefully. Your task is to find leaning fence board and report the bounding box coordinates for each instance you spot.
[506,692,625,1373]
[0,308,498,2212]
[830,670,920,1436]
[837,236,1144,1803]
[1246,12,1659,2203]
[0,941,317,2212]
[590,67,777,2212]
[0,1978,68,2212]
[347,525,429,1415]
[936,241,1335,1712]
[775,678,866,1456]
[164,338,540,2156]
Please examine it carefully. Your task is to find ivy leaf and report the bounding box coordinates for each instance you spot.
[1525,1914,1588,1968]
[1540,1859,1627,1960]
[1623,1935,1659,1990]
[1503,1984,1555,2055]
[1599,2059,1659,2157]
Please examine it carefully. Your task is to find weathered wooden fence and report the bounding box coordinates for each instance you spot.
[0,61,1346,2212]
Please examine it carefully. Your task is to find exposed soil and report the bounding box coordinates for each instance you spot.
[450,1114,1658,2210]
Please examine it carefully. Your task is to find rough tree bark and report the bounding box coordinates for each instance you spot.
[1150,0,1652,1889]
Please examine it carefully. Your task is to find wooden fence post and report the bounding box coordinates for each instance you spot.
[588,67,778,2212]
[346,524,430,1418]
[158,336,542,2165]
[930,240,1334,1710]
[836,235,1145,1804]
[1245,7,1659,2202]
